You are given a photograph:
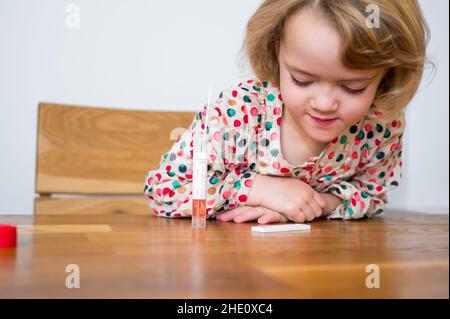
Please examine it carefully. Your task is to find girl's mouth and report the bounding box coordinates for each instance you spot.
[309,114,338,127]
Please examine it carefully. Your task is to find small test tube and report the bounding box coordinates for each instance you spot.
[192,135,207,228]
[192,85,212,228]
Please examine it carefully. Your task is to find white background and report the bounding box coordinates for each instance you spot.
[0,0,448,214]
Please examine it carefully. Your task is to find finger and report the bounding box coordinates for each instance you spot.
[218,207,249,221]
[258,210,288,224]
[257,213,279,224]
[308,198,323,218]
[314,193,326,208]
[216,206,248,222]
[284,207,304,223]
[284,206,305,223]
[301,204,316,222]
[233,207,267,223]
[293,210,307,223]
[276,211,289,223]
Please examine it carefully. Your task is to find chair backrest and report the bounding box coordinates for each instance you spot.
[34,102,194,215]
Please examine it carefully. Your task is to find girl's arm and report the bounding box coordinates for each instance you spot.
[319,193,343,217]
[245,114,406,221]
[322,113,406,220]
[246,173,341,218]
[144,85,259,218]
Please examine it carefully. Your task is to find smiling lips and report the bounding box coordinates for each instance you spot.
[309,114,338,127]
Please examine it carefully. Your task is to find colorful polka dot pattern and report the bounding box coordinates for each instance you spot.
[144,77,405,220]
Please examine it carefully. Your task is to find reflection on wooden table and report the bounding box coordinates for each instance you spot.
[0,211,448,298]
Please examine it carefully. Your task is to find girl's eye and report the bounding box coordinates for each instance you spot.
[342,86,367,95]
[290,75,312,87]
[290,75,367,95]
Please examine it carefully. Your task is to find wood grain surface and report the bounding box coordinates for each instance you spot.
[36,103,194,196]
[0,211,447,298]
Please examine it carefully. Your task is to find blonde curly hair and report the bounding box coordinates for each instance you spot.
[239,0,434,119]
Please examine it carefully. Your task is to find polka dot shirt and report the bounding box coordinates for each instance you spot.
[144,77,405,220]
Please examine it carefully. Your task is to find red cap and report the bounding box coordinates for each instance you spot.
[0,225,17,249]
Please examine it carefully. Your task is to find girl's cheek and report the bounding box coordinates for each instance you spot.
[340,99,373,124]
[280,87,309,111]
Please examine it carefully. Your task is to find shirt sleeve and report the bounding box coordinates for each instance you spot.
[324,114,405,220]
[144,87,259,219]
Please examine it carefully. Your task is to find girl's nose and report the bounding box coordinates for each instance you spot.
[311,93,339,114]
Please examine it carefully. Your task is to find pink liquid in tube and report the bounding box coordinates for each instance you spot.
[192,199,207,228]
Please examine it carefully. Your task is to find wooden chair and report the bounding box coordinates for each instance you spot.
[34,102,194,215]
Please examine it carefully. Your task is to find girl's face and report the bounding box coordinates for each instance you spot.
[278,9,386,144]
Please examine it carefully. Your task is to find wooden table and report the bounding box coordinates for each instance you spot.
[0,212,448,298]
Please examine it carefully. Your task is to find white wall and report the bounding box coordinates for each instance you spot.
[0,0,448,215]
[403,0,449,214]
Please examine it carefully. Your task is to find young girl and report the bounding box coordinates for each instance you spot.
[144,0,429,224]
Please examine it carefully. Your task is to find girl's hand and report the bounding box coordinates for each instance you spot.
[248,174,326,223]
[216,206,288,224]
